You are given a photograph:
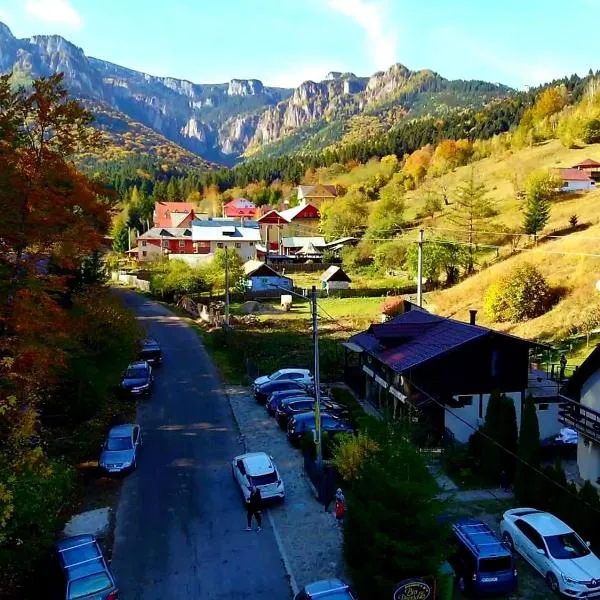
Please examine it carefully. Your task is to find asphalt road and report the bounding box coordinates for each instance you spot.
[111,291,291,600]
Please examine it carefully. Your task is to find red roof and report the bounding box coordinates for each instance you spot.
[257,210,290,225]
[572,158,600,169]
[154,202,195,227]
[223,198,257,218]
[555,168,593,182]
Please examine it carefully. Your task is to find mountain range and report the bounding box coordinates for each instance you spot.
[0,22,514,166]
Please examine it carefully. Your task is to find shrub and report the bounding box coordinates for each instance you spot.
[484,263,553,322]
[582,118,600,143]
[380,295,404,318]
[373,240,407,272]
[569,214,578,228]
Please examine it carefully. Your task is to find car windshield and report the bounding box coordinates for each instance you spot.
[479,556,512,572]
[545,533,591,559]
[69,573,112,599]
[270,370,284,380]
[249,471,278,486]
[106,436,132,451]
[125,367,147,378]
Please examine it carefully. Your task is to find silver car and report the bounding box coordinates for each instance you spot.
[99,424,142,474]
[231,452,285,503]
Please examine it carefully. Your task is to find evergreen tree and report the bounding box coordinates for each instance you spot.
[166,178,179,202]
[523,192,551,238]
[481,391,518,480]
[449,169,493,272]
[514,394,541,504]
[112,218,129,254]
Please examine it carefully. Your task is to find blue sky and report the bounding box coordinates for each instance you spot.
[0,0,598,89]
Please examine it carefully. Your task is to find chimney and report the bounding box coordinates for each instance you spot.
[469,309,478,325]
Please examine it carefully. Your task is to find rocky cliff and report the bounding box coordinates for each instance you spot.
[0,22,513,164]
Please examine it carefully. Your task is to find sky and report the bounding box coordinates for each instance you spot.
[0,0,598,89]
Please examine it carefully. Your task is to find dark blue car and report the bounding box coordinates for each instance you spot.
[54,534,118,600]
[287,411,353,446]
[449,518,517,596]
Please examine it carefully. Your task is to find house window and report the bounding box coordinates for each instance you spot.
[162,240,169,249]
[142,251,147,257]
[235,242,242,248]
[179,240,185,249]
[249,242,254,247]
[538,403,549,411]
[141,240,147,247]
[456,395,473,407]
[217,242,224,248]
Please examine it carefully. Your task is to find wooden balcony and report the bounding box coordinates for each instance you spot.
[559,396,600,445]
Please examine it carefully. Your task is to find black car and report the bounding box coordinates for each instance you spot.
[287,412,354,446]
[140,338,162,366]
[266,389,314,416]
[254,379,308,405]
[277,397,348,429]
[119,361,153,397]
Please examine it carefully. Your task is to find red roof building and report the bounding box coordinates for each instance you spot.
[553,168,596,192]
[223,198,257,218]
[153,202,195,228]
[572,158,600,170]
[556,168,594,181]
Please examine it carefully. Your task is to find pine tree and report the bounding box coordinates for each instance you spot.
[481,391,518,480]
[449,169,492,272]
[166,178,179,202]
[112,218,129,254]
[514,394,541,504]
[523,194,550,239]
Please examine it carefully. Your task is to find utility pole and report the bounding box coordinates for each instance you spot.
[311,285,322,467]
[224,246,230,326]
[417,229,424,308]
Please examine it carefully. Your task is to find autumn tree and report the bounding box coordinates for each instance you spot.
[449,169,493,272]
[421,183,443,219]
[320,187,369,239]
[402,144,433,185]
[522,170,560,239]
[365,177,404,239]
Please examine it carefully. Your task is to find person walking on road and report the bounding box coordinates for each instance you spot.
[334,488,345,527]
[246,485,262,532]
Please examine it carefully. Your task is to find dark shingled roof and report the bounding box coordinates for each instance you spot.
[350,309,537,374]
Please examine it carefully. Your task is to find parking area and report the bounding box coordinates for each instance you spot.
[226,385,346,592]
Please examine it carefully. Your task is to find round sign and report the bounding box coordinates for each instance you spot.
[393,578,433,600]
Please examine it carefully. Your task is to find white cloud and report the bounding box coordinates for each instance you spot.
[25,0,82,29]
[326,0,397,70]
[266,62,349,88]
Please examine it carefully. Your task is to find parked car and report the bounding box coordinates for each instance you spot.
[253,368,313,389]
[294,579,356,600]
[254,379,308,405]
[448,518,517,595]
[119,361,153,397]
[139,338,162,366]
[276,397,346,429]
[266,389,315,416]
[287,412,353,446]
[99,424,142,474]
[231,452,285,504]
[54,534,118,600]
[500,508,600,597]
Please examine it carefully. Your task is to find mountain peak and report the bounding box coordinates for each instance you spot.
[0,21,14,40]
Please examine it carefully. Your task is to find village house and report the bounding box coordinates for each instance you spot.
[297,184,338,204]
[554,168,596,192]
[572,158,600,180]
[243,260,293,297]
[321,265,351,292]
[191,218,261,262]
[280,236,326,256]
[135,227,193,261]
[343,307,555,444]
[223,198,257,220]
[257,201,321,252]
[153,202,195,228]
[560,346,600,488]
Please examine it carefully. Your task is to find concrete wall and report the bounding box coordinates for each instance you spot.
[325,280,350,291]
[111,271,150,292]
[209,241,257,261]
[562,180,595,191]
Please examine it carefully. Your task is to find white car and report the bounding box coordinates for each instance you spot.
[253,368,313,389]
[500,508,600,597]
[231,452,285,504]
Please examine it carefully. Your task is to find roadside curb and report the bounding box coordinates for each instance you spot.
[224,385,300,598]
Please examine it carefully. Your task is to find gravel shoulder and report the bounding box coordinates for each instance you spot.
[226,385,346,592]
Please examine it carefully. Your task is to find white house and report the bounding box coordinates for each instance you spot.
[554,168,596,192]
[191,218,262,261]
[561,346,600,489]
[320,266,352,292]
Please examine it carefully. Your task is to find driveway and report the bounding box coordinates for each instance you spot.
[111,291,291,600]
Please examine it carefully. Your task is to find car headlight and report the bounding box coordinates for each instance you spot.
[562,574,580,585]
[121,460,132,467]
[132,383,150,392]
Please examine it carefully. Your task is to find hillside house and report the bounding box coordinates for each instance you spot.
[554,168,596,192]
[572,158,600,181]
[135,227,193,261]
[281,236,326,256]
[297,184,338,204]
[223,198,257,220]
[257,203,322,253]
[256,209,290,253]
[343,308,550,444]
[243,260,293,297]
[321,266,351,292]
[191,218,261,261]
[560,346,600,489]
[153,202,195,228]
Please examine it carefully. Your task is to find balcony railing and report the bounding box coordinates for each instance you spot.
[559,396,600,445]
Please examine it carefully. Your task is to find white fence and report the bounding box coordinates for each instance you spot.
[111,271,150,292]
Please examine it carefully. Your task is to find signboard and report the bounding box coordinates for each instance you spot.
[393,578,435,600]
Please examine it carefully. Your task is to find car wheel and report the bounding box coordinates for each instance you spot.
[546,572,560,595]
[502,532,514,553]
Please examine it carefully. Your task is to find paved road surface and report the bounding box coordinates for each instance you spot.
[111,291,291,600]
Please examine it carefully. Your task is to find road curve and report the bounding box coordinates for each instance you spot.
[111,291,291,600]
